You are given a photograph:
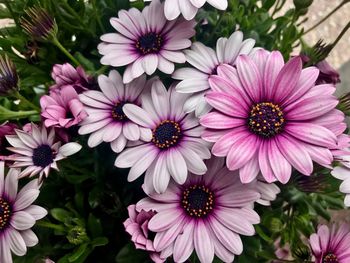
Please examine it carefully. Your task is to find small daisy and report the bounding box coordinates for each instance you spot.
[136,157,260,263]
[78,70,152,153]
[309,224,350,263]
[0,161,47,263]
[98,0,196,83]
[173,31,255,116]
[130,0,228,20]
[200,49,343,184]
[6,123,81,181]
[115,79,211,193]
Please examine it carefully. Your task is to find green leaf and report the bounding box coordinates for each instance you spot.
[68,243,89,262]
[50,208,73,223]
[116,243,150,263]
[91,237,109,248]
[88,213,103,238]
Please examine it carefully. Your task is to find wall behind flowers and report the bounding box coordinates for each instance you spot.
[0,0,350,263]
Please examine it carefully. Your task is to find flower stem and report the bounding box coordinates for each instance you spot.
[36,221,66,232]
[52,37,80,67]
[0,105,38,120]
[13,91,40,111]
[304,0,350,35]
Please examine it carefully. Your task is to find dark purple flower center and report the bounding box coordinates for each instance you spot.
[32,144,54,167]
[248,102,285,138]
[323,253,338,263]
[182,185,214,218]
[0,197,11,230]
[112,102,128,122]
[152,120,182,149]
[136,32,163,55]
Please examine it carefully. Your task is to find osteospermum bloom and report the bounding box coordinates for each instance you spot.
[6,124,81,181]
[50,63,95,93]
[200,49,343,184]
[40,86,88,128]
[0,54,19,96]
[136,157,260,262]
[173,31,255,116]
[98,0,196,84]
[78,71,151,152]
[130,0,227,20]
[115,79,210,193]
[309,224,350,263]
[124,205,164,263]
[0,162,47,263]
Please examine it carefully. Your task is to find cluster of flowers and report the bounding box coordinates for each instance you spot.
[0,0,349,262]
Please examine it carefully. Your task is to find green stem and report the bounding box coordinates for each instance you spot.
[52,37,80,66]
[13,91,40,111]
[96,65,109,75]
[36,221,66,232]
[304,0,350,35]
[0,106,39,120]
[92,0,105,33]
[332,21,350,49]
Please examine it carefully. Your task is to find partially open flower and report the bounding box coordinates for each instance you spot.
[51,63,95,93]
[0,54,19,96]
[20,6,57,41]
[0,122,18,160]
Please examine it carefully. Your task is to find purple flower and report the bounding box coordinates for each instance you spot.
[40,86,88,128]
[0,54,19,96]
[309,224,350,263]
[124,205,164,263]
[200,49,344,184]
[316,60,340,85]
[6,124,81,182]
[98,0,196,83]
[51,63,94,93]
[78,71,152,152]
[136,157,260,263]
[115,79,211,193]
[173,31,256,116]
[0,162,47,263]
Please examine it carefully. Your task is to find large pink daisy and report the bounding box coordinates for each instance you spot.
[135,157,260,263]
[115,79,210,193]
[309,224,350,263]
[200,49,344,184]
[98,0,196,84]
[0,162,47,263]
[78,71,152,153]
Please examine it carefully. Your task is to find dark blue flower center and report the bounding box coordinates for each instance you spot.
[0,197,11,230]
[248,102,285,138]
[136,32,163,55]
[152,120,182,149]
[32,144,53,167]
[323,253,338,263]
[182,185,214,218]
[112,102,128,122]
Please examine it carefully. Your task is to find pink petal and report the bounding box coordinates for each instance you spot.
[200,112,245,129]
[263,51,284,100]
[268,139,292,184]
[194,221,215,263]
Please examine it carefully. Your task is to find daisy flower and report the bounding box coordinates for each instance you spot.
[115,79,211,193]
[200,49,343,184]
[98,0,196,84]
[0,162,47,263]
[130,0,228,20]
[309,224,350,263]
[78,70,152,153]
[40,85,88,128]
[124,205,165,263]
[136,157,260,263]
[173,31,255,116]
[6,123,81,181]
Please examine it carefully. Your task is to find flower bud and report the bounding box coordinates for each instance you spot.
[67,226,89,245]
[20,6,57,41]
[0,54,19,96]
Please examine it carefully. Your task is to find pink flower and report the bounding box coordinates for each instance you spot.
[136,157,260,263]
[0,161,47,263]
[309,224,350,263]
[6,124,81,182]
[200,49,344,184]
[98,0,196,83]
[51,63,94,93]
[0,122,17,160]
[40,86,88,128]
[78,71,152,152]
[115,79,211,194]
[124,205,164,263]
